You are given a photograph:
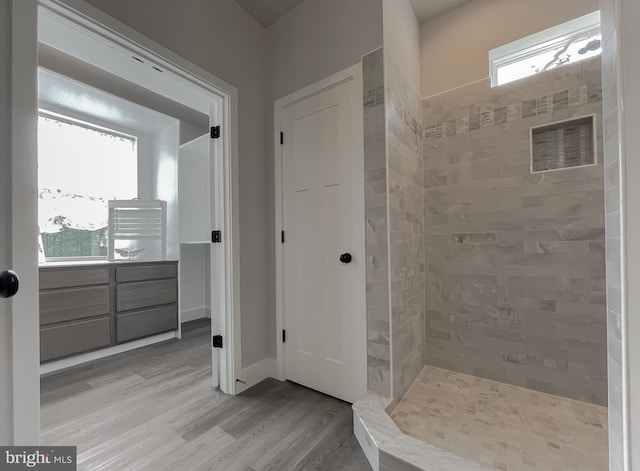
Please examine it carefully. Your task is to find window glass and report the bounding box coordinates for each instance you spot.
[38,112,137,259]
[490,12,601,87]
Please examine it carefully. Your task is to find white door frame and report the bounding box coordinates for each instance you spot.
[34,0,242,395]
[273,63,367,392]
[4,0,41,445]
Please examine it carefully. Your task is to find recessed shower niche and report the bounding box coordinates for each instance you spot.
[531,115,596,172]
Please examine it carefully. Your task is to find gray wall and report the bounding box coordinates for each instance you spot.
[267,0,383,102]
[600,0,624,466]
[419,0,600,98]
[385,52,425,406]
[422,58,607,406]
[0,0,14,445]
[82,0,273,367]
[382,0,420,93]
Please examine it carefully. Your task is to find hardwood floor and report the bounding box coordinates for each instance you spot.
[41,320,370,471]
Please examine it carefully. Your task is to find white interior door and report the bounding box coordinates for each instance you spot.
[0,0,13,443]
[281,71,366,403]
[0,0,40,445]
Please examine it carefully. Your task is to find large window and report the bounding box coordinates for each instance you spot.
[38,111,138,260]
[490,12,602,87]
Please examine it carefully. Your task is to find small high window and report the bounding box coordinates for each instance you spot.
[490,12,601,87]
[38,111,138,260]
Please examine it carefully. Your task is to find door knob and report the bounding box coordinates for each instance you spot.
[339,253,352,264]
[0,270,19,298]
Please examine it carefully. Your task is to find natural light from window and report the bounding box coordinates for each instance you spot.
[490,12,602,87]
[38,112,138,260]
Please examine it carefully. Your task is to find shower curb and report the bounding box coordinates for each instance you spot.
[353,393,492,471]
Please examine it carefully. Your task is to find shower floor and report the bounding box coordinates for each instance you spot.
[390,366,608,471]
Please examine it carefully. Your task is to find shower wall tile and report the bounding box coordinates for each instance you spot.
[363,48,391,398]
[422,58,608,406]
[385,52,426,407]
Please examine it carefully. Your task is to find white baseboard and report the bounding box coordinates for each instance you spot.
[233,357,278,394]
[181,306,211,323]
[40,331,177,375]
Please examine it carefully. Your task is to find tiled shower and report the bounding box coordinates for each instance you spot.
[363,45,609,470]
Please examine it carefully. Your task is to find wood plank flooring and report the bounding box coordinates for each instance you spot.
[41,320,370,471]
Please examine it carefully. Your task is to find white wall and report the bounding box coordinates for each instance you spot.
[180,244,210,322]
[81,0,273,367]
[383,0,421,93]
[420,0,599,97]
[152,122,180,260]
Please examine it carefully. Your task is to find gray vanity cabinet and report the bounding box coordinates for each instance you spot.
[40,266,112,362]
[39,261,178,363]
[114,263,178,343]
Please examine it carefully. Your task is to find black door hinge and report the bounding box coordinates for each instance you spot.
[282,330,286,343]
[281,231,285,244]
[213,335,223,348]
[212,230,222,243]
[280,132,284,145]
[211,125,221,139]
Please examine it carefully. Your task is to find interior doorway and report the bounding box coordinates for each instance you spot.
[274,64,367,403]
[18,1,243,441]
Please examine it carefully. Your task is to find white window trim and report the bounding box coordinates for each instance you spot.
[489,11,601,87]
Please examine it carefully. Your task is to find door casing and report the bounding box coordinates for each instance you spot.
[2,0,40,445]
[5,0,242,405]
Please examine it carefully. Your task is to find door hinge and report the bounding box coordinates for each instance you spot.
[212,230,222,243]
[280,132,284,145]
[281,231,285,244]
[282,330,286,343]
[212,335,223,348]
[211,125,221,139]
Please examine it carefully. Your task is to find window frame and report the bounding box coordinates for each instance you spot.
[489,11,601,87]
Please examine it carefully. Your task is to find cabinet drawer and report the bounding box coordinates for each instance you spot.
[116,279,177,312]
[40,317,110,362]
[116,263,177,283]
[40,266,110,290]
[116,305,177,343]
[40,286,110,326]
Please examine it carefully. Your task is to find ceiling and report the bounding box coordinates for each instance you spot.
[235,0,471,28]
[235,0,306,27]
[409,0,471,23]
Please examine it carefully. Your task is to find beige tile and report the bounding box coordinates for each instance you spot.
[391,366,608,471]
